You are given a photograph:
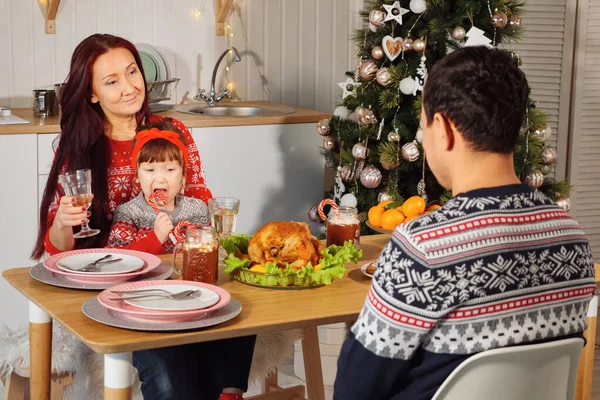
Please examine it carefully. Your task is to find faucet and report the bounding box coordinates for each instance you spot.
[195,47,242,107]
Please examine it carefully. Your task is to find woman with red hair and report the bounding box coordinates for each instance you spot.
[33,34,254,400]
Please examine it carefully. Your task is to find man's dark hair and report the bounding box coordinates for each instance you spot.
[422,46,529,154]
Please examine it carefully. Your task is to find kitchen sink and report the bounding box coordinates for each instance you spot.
[176,104,295,117]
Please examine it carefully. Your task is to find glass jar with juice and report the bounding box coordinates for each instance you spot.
[326,206,360,247]
[173,225,219,284]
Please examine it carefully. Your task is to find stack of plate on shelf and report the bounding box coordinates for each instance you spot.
[135,43,172,83]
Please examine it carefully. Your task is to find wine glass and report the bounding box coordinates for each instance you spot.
[208,197,240,260]
[58,169,100,238]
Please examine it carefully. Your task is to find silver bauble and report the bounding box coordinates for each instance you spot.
[409,0,427,13]
[412,38,426,53]
[509,14,522,27]
[525,170,544,188]
[556,196,571,212]
[493,11,508,28]
[542,147,558,165]
[323,136,336,151]
[403,38,414,51]
[333,106,349,119]
[376,67,392,87]
[401,141,420,162]
[369,10,386,27]
[360,109,377,126]
[452,26,466,41]
[533,125,551,142]
[387,130,400,142]
[340,164,354,182]
[308,206,319,222]
[416,126,424,143]
[400,77,416,95]
[371,46,385,60]
[352,142,369,160]
[359,60,379,81]
[378,190,394,203]
[360,165,383,188]
[355,106,368,118]
[541,164,553,176]
[316,119,330,136]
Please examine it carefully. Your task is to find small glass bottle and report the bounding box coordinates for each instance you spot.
[174,225,220,284]
[326,206,360,247]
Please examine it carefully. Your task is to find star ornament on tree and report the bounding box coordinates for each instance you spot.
[338,77,359,99]
[383,1,410,25]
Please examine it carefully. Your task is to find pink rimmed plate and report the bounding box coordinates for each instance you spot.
[97,280,231,322]
[43,249,161,284]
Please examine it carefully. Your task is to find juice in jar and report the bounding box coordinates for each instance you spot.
[326,206,360,247]
[183,242,219,284]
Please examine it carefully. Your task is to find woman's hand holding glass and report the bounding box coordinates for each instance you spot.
[58,169,101,238]
[53,195,93,229]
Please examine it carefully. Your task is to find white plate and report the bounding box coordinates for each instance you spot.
[135,43,167,81]
[360,262,376,278]
[57,253,144,275]
[122,284,220,311]
[152,46,172,80]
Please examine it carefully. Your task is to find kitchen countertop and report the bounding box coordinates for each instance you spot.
[0,101,330,135]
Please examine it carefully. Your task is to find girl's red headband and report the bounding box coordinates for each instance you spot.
[131,128,189,170]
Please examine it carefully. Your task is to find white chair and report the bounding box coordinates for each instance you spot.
[431,338,584,400]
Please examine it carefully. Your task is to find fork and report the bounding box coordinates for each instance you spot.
[109,289,199,301]
[76,258,124,272]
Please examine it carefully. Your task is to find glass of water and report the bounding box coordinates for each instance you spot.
[208,197,240,259]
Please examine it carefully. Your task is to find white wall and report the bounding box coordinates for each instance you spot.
[0,0,363,112]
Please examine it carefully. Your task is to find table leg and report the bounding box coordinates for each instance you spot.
[29,301,52,400]
[104,353,133,400]
[576,295,598,400]
[301,326,325,400]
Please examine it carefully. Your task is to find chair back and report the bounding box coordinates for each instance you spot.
[431,338,584,400]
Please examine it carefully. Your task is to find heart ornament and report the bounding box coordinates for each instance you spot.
[382,36,404,61]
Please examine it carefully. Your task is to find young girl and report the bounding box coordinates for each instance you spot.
[108,121,255,400]
[108,120,210,252]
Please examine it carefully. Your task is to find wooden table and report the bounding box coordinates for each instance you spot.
[3,237,599,400]
[2,235,389,400]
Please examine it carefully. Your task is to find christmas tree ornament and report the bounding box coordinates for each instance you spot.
[352,142,369,160]
[414,56,429,95]
[360,109,377,126]
[355,106,368,119]
[542,147,558,165]
[452,26,466,40]
[464,27,493,47]
[509,14,522,27]
[320,225,327,235]
[371,46,385,60]
[382,36,403,61]
[409,0,427,14]
[359,60,379,81]
[333,167,346,203]
[383,1,409,24]
[378,190,394,203]
[400,77,416,95]
[376,67,392,87]
[492,10,508,28]
[369,9,387,27]
[316,119,330,136]
[533,125,551,142]
[388,130,401,142]
[525,170,544,188]
[323,136,336,151]
[340,193,358,208]
[541,164,553,176]
[403,38,414,51]
[333,106,349,119]
[360,165,383,188]
[349,111,360,123]
[416,125,424,143]
[369,22,378,32]
[413,38,426,52]
[556,196,571,212]
[338,77,359,99]
[355,160,366,177]
[340,164,354,182]
[402,141,420,161]
[308,206,320,222]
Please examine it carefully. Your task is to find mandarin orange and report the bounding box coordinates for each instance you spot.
[368,206,385,227]
[402,196,426,218]
[381,209,405,230]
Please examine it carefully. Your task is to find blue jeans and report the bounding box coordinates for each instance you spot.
[133,335,256,400]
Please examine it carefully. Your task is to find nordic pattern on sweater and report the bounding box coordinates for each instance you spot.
[352,184,595,361]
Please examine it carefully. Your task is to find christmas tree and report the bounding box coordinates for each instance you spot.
[310,0,571,233]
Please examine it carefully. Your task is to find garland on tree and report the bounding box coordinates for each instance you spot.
[309,0,572,233]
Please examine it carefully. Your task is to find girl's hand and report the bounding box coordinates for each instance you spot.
[53,196,91,229]
[154,212,174,244]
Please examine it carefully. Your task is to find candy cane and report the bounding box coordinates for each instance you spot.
[317,198,339,221]
[148,192,190,245]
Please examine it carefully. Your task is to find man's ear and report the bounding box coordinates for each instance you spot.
[434,112,455,152]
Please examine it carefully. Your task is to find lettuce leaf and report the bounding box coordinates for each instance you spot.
[222,234,362,287]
